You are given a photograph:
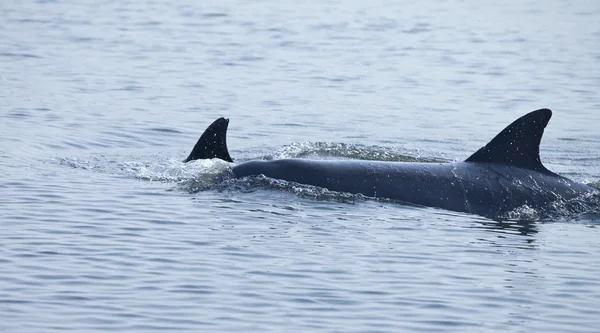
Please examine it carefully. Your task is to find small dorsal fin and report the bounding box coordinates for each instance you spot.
[465,109,553,173]
[184,117,233,163]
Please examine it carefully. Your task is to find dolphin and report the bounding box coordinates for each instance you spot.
[184,109,598,218]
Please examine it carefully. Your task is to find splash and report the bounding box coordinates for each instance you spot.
[265,142,444,162]
[505,191,600,222]
[135,158,231,182]
[58,154,233,183]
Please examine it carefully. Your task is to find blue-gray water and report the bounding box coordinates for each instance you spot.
[2,1,600,332]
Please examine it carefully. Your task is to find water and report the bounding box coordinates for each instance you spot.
[1,0,600,332]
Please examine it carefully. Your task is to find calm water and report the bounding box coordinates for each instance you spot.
[2,0,600,332]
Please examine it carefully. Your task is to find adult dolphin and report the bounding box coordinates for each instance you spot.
[184,109,598,218]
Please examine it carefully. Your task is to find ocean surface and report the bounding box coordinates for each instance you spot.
[2,0,600,332]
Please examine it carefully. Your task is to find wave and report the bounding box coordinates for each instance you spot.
[57,142,599,222]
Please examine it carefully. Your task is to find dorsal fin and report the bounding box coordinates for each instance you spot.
[465,109,552,173]
[184,117,233,163]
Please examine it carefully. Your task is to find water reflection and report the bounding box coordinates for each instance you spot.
[477,219,539,237]
[458,214,540,250]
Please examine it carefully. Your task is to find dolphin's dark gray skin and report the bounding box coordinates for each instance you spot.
[186,109,598,218]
